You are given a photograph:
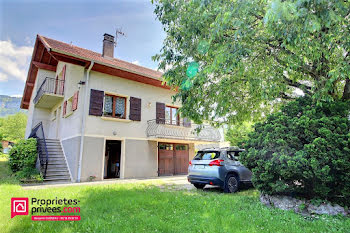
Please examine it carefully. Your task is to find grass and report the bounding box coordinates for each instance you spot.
[1,158,349,233]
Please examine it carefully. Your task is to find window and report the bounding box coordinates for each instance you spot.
[103,94,126,119]
[63,97,73,117]
[227,151,241,161]
[165,106,179,125]
[175,145,188,150]
[159,143,173,150]
[194,151,220,160]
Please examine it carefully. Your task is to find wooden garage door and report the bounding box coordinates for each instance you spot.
[158,143,189,176]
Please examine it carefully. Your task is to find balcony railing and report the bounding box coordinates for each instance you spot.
[147,119,221,142]
[34,77,65,105]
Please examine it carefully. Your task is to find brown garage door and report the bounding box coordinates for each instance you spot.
[158,143,189,176]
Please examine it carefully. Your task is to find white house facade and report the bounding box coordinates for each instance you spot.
[21,34,222,183]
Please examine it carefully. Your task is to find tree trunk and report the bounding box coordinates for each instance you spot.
[342,78,350,100]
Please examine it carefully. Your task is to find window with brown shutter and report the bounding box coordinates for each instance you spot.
[129,97,141,121]
[165,105,180,125]
[63,100,67,116]
[72,91,79,111]
[156,102,165,124]
[103,94,127,119]
[89,89,104,116]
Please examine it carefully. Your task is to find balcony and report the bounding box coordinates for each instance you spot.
[34,77,65,109]
[147,119,221,142]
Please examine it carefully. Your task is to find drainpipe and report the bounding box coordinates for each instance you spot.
[77,61,94,182]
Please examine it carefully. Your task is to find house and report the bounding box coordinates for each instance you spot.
[1,140,15,154]
[21,34,222,183]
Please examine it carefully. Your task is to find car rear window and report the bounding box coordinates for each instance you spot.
[194,151,220,160]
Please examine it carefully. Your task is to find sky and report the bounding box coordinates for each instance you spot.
[0,0,166,97]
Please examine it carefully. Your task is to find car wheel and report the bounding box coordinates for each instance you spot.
[193,183,206,189]
[224,174,239,193]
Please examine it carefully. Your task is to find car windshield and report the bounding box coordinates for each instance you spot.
[194,151,220,160]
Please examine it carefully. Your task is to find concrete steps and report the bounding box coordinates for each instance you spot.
[39,139,71,183]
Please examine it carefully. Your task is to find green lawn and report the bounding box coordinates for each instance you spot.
[1,158,349,233]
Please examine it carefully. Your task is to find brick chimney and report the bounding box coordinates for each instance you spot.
[102,33,115,58]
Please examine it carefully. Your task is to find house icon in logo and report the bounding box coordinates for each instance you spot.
[11,198,29,218]
[14,202,26,212]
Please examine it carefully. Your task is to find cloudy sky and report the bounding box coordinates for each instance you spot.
[0,0,165,97]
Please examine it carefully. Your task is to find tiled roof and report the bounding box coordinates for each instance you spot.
[39,35,163,80]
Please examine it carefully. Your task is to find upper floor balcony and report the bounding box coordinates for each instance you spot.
[34,77,65,109]
[146,118,221,142]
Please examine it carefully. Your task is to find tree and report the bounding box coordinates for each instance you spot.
[240,97,350,206]
[0,113,27,143]
[225,121,253,146]
[152,0,350,124]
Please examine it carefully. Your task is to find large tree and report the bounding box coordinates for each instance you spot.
[152,0,350,124]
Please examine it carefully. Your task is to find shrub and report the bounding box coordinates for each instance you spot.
[240,97,350,206]
[8,138,39,179]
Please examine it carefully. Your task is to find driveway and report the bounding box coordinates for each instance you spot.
[23,175,195,190]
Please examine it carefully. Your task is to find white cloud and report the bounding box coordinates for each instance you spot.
[0,73,8,82]
[0,40,33,82]
[132,60,140,65]
[10,94,22,98]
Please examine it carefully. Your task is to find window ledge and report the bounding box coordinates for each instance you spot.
[101,116,132,123]
[64,112,73,118]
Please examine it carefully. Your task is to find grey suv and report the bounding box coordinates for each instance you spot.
[187,147,252,193]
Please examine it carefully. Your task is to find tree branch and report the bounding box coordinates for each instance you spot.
[342,78,350,100]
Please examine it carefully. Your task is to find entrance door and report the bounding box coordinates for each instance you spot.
[158,143,189,176]
[158,143,174,176]
[104,140,121,179]
[174,144,189,175]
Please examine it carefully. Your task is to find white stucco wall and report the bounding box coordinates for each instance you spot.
[85,70,180,139]
[25,69,56,138]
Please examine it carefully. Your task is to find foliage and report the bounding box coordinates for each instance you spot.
[8,138,39,179]
[240,97,350,206]
[225,121,253,146]
[153,0,350,124]
[0,112,27,143]
[1,183,350,232]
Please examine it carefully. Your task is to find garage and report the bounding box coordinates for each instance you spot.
[158,143,189,176]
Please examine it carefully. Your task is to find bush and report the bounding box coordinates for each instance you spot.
[241,97,350,206]
[8,138,39,179]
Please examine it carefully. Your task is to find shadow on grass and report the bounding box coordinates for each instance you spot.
[202,182,255,193]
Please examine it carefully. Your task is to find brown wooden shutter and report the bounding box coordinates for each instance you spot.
[156,102,165,124]
[72,91,79,111]
[89,89,104,116]
[63,100,67,116]
[60,65,66,94]
[129,97,141,121]
[183,117,191,127]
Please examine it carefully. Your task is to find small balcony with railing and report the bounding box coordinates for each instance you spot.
[34,77,65,109]
[146,118,221,142]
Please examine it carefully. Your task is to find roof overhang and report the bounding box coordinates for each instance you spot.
[21,35,171,110]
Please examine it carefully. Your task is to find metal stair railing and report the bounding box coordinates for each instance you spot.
[29,122,49,178]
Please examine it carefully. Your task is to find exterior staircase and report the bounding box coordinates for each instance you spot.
[38,139,71,183]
